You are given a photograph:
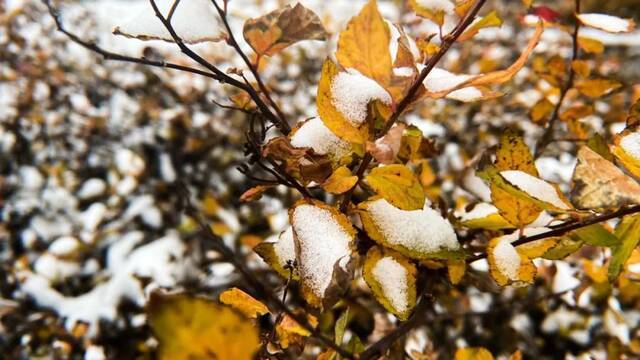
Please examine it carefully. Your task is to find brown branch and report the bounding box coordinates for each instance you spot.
[534,0,581,158]
[177,183,353,359]
[340,0,488,212]
[466,204,640,263]
[210,0,291,134]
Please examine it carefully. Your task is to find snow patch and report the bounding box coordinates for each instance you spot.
[372,256,409,313]
[500,170,570,209]
[577,13,635,33]
[331,69,392,126]
[620,131,640,160]
[290,117,351,158]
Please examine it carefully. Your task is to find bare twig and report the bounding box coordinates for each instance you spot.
[466,204,640,263]
[340,0,488,212]
[210,0,290,134]
[534,0,582,158]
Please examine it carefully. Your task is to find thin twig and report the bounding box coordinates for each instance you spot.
[466,205,640,263]
[534,0,581,158]
[340,0,488,212]
[210,0,290,134]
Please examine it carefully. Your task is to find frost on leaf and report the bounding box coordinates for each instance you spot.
[576,13,636,33]
[612,127,640,179]
[147,292,260,360]
[364,164,425,211]
[359,198,461,260]
[363,247,417,321]
[289,117,351,160]
[487,228,557,287]
[243,3,328,58]
[571,146,640,210]
[458,202,513,230]
[290,200,355,307]
[254,227,298,279]
[113,0,224,44]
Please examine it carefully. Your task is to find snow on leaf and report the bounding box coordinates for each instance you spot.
[289,117,352,160]
[363,246,417,320]
[243,3,328,57]
[331,69,392,126]
[487,231,537,287]
[609,214,640,282]
[317,60,371,145]
[253,227,298,279]
[576,13,636,34]
[147,292,260,360]
[409,0,455,26]
[612,127,640,179]
[322,166,358,194]
[458,202,513,230]
[219,288,269,319]
[364,164,425,210]
[290,200,355,307]
[113,0,224,44]
[359,198,461,260]
[336,0,393,88]
[572,146,640,210]
[500,170,572,211]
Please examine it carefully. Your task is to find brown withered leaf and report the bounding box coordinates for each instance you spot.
[366,124,405,164]
[243,3,327,57]
[571,146,640,210]
[263,136,331,183]
[240,185,273,202]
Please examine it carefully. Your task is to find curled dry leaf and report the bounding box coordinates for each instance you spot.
[243,3,327,57]
[612,127,640,179]
[366,124,405,164]
[113,0,225,44]
[571,146,640,210]
[363,246,417,321]
[364,164,425,211]
[147,292,260,360]
[219,287,269,319]
[289,200,356,308]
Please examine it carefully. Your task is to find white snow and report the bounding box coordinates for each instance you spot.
[49,236,80,257]
[414,0,454,13]
[331,69,392,126]
[77,178,107,199]
[393,67,415,77]
[371,256,409,313]
[84,345,106,360]
[500,170,570,210]
[34,254,81,282]
[113,0,224,44]
[366,199,459,256]
[459,203,499,222]
[553,262,580,293]
[274,226,296,269]
[292,204,352,299]
[290,117,351,158]
[577,14,635,33]
[493,237,521,280]
[423,67,483,102]
[619,131,640,160]
[114,148,145,177]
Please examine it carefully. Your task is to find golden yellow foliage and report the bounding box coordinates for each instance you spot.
[365,164,425,210]
[219,287,270,319]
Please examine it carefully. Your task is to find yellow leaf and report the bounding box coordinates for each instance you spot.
[276,313,318,349]
[219,288,270,319]
[458,203,513,230]
[243,3,327,57]
[336,0,392,87]
[148,293,260,360]
[571,60,591,78]
[409,0,450,26]
[458,11,503,42]
[572,146,640,210]
[575,78,622,98]
[487,234,537,287]
[577,37,604,54]
[253,227,299,280]
[612,127,640,179]
[365,164,425,210]
[447,259,467,285]
[317,59,369,144]
[517,237,559,258]
[489,130,542,227]
[584,259,608,283]
[455,0,475,17]
[363,246,417,320]
[322,166,358,194]
[529,98,555,124]
[455,347,495,360]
